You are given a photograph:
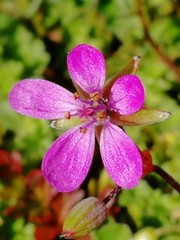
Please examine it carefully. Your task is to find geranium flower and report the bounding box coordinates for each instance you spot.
[9,44,169,192]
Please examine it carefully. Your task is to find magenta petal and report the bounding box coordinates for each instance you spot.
[100,122,142,189]
[108,75,145,115]
[42,123,95,192]
[9,79,82,119]
[67,44,106,94]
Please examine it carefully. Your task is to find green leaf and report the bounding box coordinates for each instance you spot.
[96,222,132,240]
[119,180,180,228]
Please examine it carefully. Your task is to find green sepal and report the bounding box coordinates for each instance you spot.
[111,107,171,126]
[103,55,141,98]
[50,116,82,131]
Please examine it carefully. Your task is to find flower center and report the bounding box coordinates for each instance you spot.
[50,92,110,131]
[77,94,109,125]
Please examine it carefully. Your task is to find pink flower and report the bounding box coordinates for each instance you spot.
[9,44,145,192]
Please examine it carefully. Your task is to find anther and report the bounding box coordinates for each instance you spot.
[90,92,100,101]
[80,127,87,133]
[96,111,107,122]
[79,117,87,123]
[64,112,71,119]
[73,92,80,100]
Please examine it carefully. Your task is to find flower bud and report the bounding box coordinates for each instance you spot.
[60,197,107,239]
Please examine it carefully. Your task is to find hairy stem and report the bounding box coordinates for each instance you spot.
[137,0,180,82]
[153,165,180,194]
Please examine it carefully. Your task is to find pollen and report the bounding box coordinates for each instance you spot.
[96,111,107,122]
[64,112,71,119]
[80,127,87,133]
[80,117,87,123]
[90,92,100,101]
[73,92,80,100]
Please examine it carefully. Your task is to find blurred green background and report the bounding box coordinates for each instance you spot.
[0,0,179,239]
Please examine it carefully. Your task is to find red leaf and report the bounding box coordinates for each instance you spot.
[0,149,22,178]
[35,225,61,240]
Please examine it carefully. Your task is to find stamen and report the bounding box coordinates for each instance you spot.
[73,92,80,100]
[90,92,100,101]
[79,117,87,123]
[79,127,87,133]
[96,111,107,122]
[64,112,71,119]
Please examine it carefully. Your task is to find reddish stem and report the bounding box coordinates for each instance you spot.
[103,185,121,204]
[153,165,180,194]
[137,0,180,82]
